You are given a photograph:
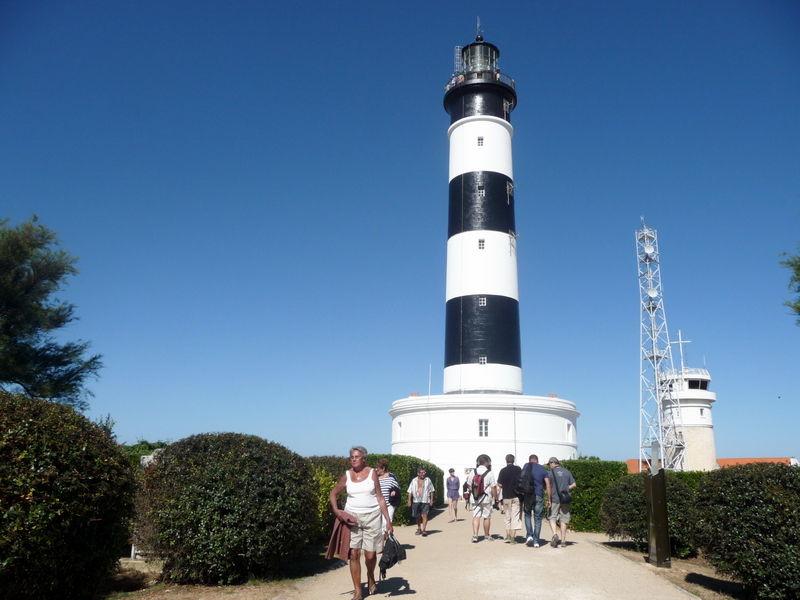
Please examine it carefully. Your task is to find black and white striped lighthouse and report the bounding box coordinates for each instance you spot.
[443,35,521,395]
[390,32,579,474]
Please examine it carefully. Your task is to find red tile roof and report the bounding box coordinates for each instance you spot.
[626,457,797,473]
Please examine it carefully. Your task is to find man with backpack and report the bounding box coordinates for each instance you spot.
[466,454,498,543]
[517,454,551,547]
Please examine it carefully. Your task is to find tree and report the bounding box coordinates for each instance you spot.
[0,216,102,410]
[780,244,800,325]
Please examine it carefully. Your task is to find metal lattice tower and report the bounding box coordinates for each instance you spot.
[637,219,687,471]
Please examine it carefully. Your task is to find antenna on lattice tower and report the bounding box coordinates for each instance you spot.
[636,219,688,472]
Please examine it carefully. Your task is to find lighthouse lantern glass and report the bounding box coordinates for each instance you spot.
[463,44,498,73]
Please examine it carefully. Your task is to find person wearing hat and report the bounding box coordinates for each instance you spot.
[445,468,460,522]
[546,457,576,548]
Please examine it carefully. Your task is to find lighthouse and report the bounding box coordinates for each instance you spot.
[391,32,580,480]
[443,35,521,396]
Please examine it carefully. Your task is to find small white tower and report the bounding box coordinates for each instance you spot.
[637,221,718,472]
[665,332,718,471]
[390,32,580,479]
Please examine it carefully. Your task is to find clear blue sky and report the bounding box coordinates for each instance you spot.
[2,1,798,462]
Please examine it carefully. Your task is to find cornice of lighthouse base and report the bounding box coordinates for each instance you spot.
[389,394,580,484]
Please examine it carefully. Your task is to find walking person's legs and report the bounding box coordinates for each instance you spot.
[523,494,533,539]
[533,495,544,546]
[364,550,378,594]
[349,549,363,599]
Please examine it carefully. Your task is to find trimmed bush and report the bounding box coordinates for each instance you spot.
[600,472,695,557]
[307,455,350,543]
[309,465,338,543]
[694,463,800,599]
[0,393,137,600]
[671,469,704,491]
[136,433,314,584]
[558,459,628,532]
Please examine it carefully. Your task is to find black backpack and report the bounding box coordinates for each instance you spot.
[515,463,535,495]
[379,533,406,580]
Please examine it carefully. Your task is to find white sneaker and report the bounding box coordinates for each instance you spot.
[525,537,534,547]
[533,541,540,548]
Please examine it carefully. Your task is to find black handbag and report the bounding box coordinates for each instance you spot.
[379,533,406,580]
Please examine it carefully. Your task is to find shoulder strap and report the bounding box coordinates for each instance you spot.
[551,468,561,494]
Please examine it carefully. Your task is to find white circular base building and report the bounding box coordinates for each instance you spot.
[390,392,579,479]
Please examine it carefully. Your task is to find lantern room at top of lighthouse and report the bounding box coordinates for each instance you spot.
[444,36,517,121]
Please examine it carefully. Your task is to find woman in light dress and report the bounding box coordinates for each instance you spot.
[329,446,393,600]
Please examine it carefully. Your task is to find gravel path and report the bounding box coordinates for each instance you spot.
[279,509,693,600]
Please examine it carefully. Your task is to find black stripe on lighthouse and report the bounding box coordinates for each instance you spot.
[449,171,515,238]
[445,295,521,368]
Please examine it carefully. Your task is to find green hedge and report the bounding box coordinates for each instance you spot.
[136,433,314,584]
[670,469,704,491]
[0,393,137,600]
[558,459,628,532]
[694,464,800,599]
[599,472,695,557]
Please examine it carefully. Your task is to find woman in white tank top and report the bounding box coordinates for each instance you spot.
[329,446,394,600]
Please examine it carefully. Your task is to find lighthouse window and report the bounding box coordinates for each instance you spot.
[478,239,485,250]
[477,136,484,146]
[479,355,487,364]
[479,419,488,437]
[479,297,487,306]
[478,185,485,197]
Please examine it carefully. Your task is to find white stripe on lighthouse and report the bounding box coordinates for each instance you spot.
[445,230,518,302]
[448,116,514,182]
[444,364,523,395]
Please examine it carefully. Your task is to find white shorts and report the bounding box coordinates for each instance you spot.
[350,509,383,552]
[472,499,493,519]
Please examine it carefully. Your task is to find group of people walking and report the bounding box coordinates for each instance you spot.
[329,446,576,599]
[455,453,576,547]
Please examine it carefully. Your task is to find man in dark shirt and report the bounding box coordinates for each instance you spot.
[521,454,551,547]
[496,454,523,544]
